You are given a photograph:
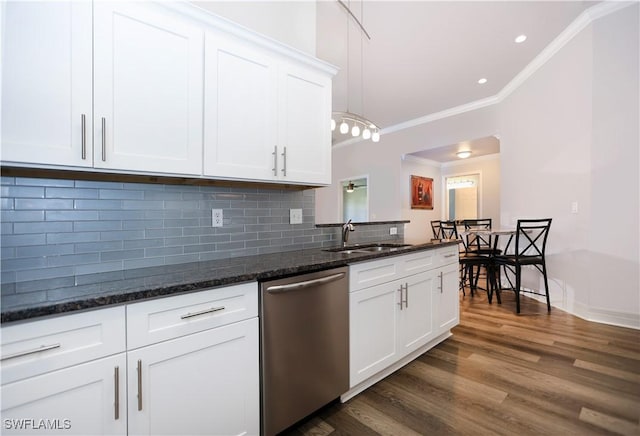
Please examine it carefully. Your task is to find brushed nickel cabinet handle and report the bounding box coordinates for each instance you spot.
[405,282,409,308]
[397,286,403,310]
[439,271,444,293]
[1,343,61,361]
[81,114,87,159]
[114,366,120,420]
[281,146,287,177]
[137,359,143,411]
[444,253,457,258]
[101,117,106,162]
[272,146,278,176]
[180,306,225,319]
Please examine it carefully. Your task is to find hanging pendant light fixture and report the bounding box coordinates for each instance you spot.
[331,0,381,144]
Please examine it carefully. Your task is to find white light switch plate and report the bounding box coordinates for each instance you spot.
[290,209,303,224]
[389,227,398,235]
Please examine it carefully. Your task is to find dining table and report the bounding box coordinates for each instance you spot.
[459,227,525,304]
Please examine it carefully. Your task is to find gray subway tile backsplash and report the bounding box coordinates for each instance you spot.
[1,177,405,310]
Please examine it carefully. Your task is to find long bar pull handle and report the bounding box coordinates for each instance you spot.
[405,282,409,308]
[137,359,143,411]
[101,117,107,162]
[439,271,444,293]
[114,366,120,420]
[397,286,403,310]
[180,306,225,320]
[266,272,346,293]
[272,146,278,176]
[444,253,457,258]
[81,114,87,160]
[1,343,61,361]
[281,146,287,177]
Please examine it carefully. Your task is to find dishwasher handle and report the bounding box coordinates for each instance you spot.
[265,272,346,293]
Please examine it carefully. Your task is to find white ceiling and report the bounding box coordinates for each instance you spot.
[316,0,596,159]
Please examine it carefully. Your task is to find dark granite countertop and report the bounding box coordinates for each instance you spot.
[1,238,458,324]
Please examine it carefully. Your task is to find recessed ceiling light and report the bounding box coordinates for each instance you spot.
[456,151,471,159]
[477,78,487,85]
[515,34,527,43]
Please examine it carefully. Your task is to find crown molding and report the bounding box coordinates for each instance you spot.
[334,1,635,149]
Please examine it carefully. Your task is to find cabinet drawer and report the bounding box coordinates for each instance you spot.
[437,245,459,266]
[126,282,258,349]
[1,306,126,385]
[401,250,437,275]
[349,257,401,292]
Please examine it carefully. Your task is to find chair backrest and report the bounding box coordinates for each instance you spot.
[463,218,492,250]
[514,219,552,259]
[430,220,442,239]
[440,220,459,240]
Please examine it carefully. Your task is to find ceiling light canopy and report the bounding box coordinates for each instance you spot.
[456,150,472,159]
[515,34,527,43]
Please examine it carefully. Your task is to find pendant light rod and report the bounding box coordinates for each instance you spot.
[337,0,371,40]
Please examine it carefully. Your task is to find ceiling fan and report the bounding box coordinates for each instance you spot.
[344,181,367,193]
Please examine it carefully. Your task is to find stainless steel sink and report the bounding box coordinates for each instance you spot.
[324,243,412,254]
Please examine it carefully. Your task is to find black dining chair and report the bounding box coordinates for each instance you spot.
[463,218,494,255]
[441,220,491,297]
[430,220,442,239]
[492,218,552,314]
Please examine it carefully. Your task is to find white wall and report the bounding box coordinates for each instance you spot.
[317,5,639,328]
[191,1,316,55]
[400,157,442,240]
[316,105,499,224]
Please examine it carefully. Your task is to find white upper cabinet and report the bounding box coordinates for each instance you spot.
[93,2,203,175]
[1,1,93,167]
[203,32,278,180]
[277,61,332,185]
[204,33,333,185]
[1,1,335,185]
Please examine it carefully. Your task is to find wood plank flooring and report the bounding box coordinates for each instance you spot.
[281,289,640,436]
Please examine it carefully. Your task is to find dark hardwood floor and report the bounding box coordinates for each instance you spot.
[282,288,640,436]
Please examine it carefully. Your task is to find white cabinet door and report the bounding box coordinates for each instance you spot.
[349,282,399,387]
[1,1,92,167]
[203,33,278,180]
[127,318,259,436]
[399,270,436,356]
[94,2,203,175]
[434,263,460,335]
[278,62,332,185]
[0,354,127,436]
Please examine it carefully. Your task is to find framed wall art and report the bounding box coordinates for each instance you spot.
[410,175,433,210]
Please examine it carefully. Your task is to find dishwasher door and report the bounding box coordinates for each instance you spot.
[260,267,349,436]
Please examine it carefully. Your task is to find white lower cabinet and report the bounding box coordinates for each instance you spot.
[1,282,259,436]
[435,262,461,335]
[347,247,459,396]
[127,319,259,436]
[349,269,437,387]
[1,353,127,435]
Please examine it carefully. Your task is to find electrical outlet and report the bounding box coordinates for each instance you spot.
[389,227,398,235]
[571,201,579,214]
[212,209,223,227]
[290,208,303,225]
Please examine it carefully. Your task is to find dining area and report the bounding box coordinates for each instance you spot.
[430,218,553,314]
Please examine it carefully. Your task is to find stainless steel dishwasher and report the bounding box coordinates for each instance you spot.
[260,267,349,436]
